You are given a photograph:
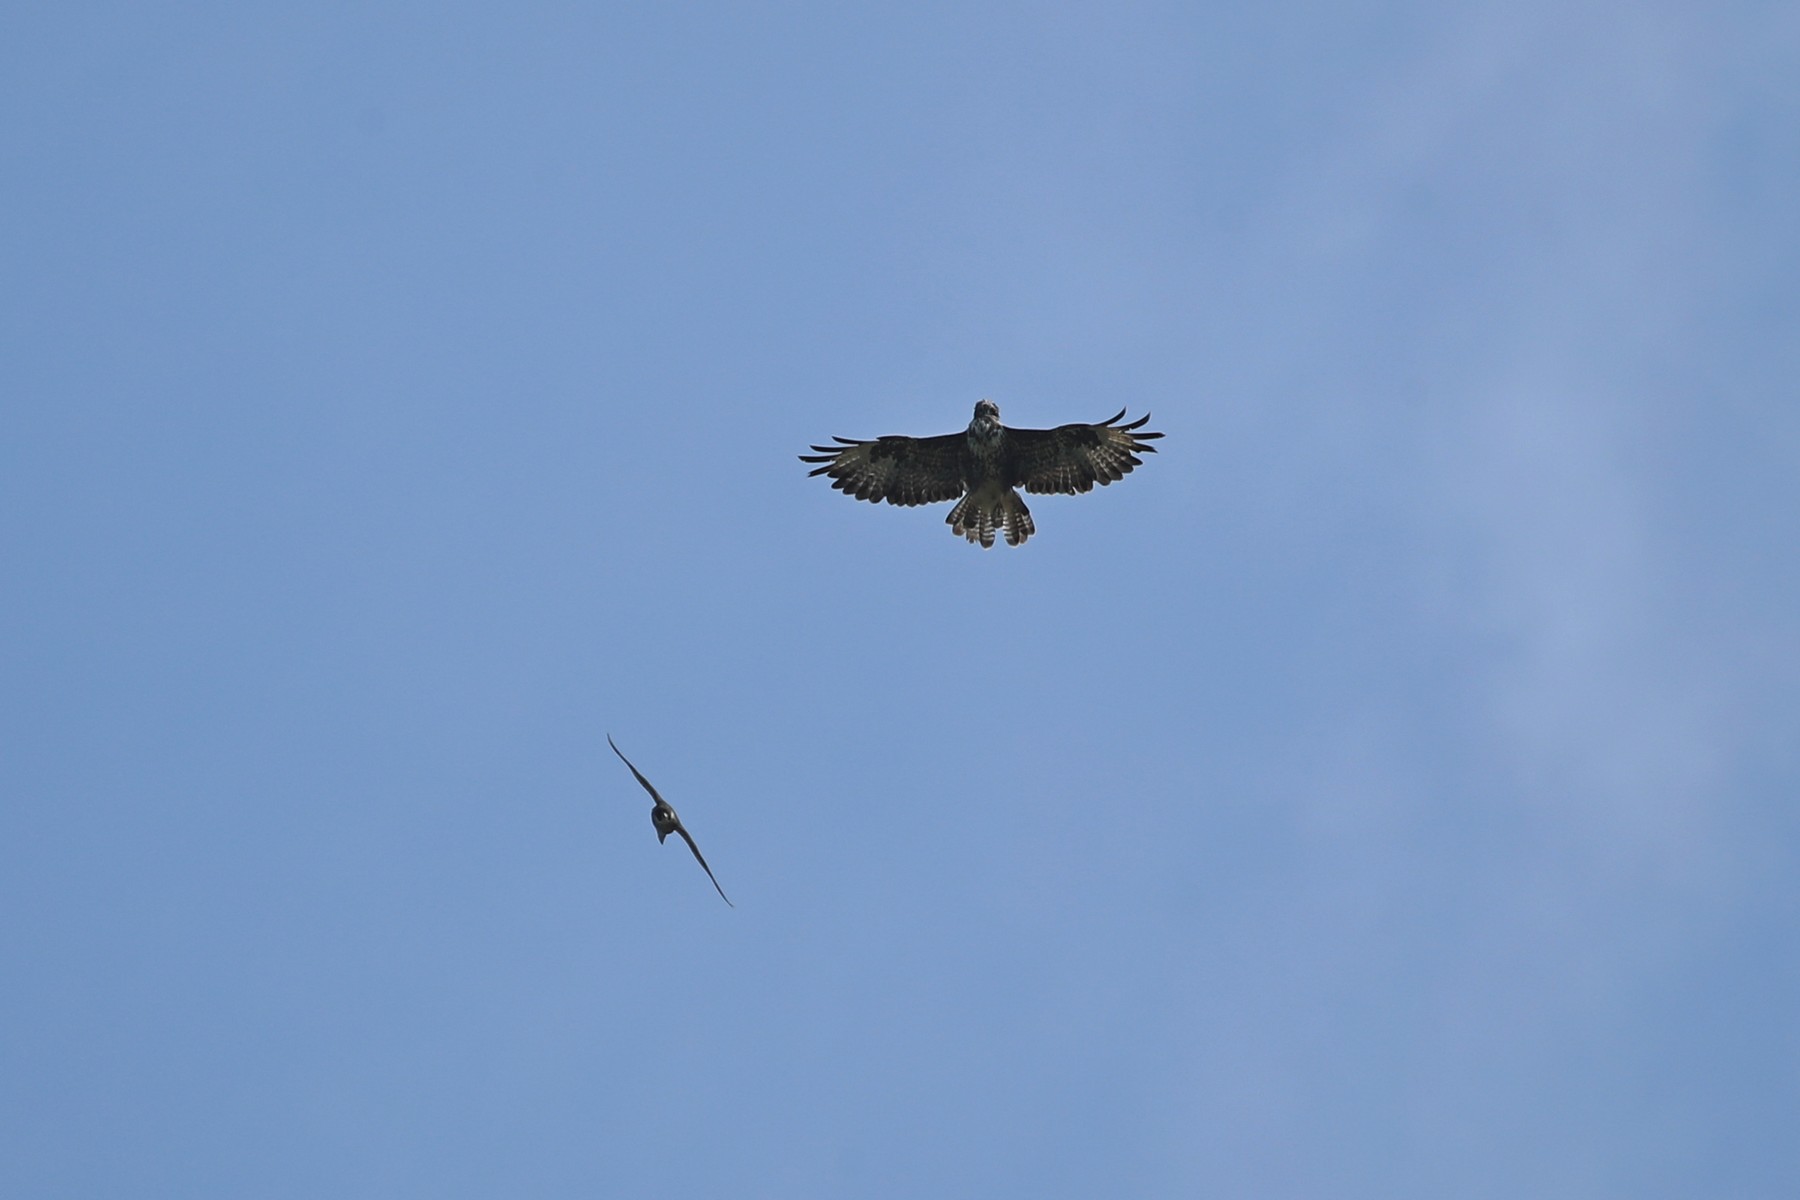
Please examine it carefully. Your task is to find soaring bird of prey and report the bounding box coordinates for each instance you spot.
[607,734,732,907]
[801,400,1163,547]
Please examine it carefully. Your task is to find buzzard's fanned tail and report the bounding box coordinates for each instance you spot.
[1001,489,1034,546]
[947,484,1033,549]
[945,492,993,548]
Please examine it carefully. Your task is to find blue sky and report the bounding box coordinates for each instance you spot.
[4,2,1797,1196]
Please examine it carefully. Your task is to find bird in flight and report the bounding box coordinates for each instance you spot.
[607,734,733,907]
[801,400,1163,547]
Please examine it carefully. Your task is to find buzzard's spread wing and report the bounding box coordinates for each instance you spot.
[1006,409,1163,495]
[800,431,967,506]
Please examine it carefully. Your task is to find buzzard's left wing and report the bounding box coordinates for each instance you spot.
[1006,409,1163,495]
[801,431,968,507]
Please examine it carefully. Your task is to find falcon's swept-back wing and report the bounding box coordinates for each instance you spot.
[670,827,732,907]
[1005,409,1162,495]
[607,734,666,806]
[800,431,968,507]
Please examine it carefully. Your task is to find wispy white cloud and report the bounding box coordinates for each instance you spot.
[1252,0,1783,872]
[1153,5,1797,1192]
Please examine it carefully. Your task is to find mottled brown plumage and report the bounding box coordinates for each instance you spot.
[801,400,1162,547]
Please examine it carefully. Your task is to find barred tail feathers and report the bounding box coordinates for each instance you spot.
[1001,488,1035,546]
[946,483,1033,549]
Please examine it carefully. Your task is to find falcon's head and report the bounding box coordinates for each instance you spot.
[973,398,1000,423]
[652,803,678,842]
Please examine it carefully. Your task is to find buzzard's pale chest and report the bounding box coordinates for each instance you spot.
[965,417,1005,475]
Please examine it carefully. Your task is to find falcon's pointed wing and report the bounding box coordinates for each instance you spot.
[800,430,968,506]
[673,826,733,907]
[607,734,666,806]
[1005,409,1163,495]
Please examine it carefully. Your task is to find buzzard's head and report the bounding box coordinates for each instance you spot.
[973,398,1000,423]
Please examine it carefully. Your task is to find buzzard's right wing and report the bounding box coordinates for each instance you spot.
[1005,409,1162,495]
[801,431,967,506]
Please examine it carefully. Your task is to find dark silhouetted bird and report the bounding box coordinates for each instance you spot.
[801,399,1163,547]
[607,734,732,907]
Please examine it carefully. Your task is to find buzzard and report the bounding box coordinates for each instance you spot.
[801,400,1163,547]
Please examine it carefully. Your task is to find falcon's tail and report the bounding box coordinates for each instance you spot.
[948,484,1034,549]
